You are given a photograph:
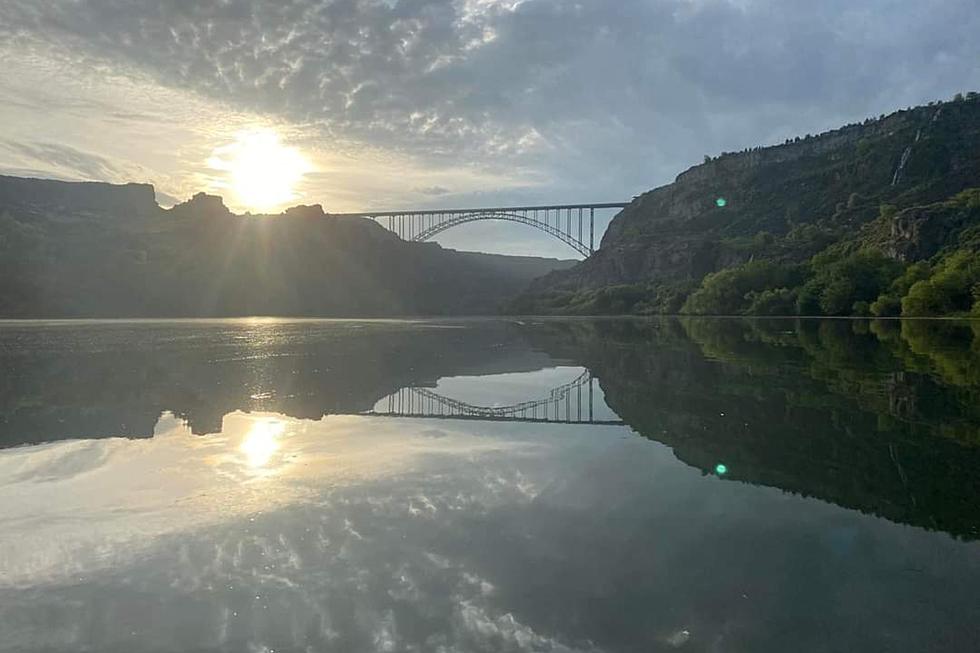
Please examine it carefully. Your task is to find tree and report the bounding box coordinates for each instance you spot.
[799,250,903,316]
[871,262,931,316]
[682,261,803,315]
[745,288,798,315]
[903,251,980,316]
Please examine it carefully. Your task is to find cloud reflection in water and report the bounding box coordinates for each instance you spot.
[2,402,979,652]
[0,411,523,590]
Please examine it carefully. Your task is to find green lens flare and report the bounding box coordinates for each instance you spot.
[715,463,728,475]
[715,197,727,207]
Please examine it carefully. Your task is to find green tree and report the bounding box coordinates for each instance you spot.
[682,261,803,315]
[801,250,904,316]
[871,262,931,316]
[745,287,798,315]
[902,250,980,316]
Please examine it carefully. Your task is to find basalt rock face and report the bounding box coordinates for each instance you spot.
[0,175,157,216]
[514,96,980,313]
[169,192,233,219]
[875,204,964,262]
[0,175,574,317]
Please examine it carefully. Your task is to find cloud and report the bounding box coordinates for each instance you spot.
[415,185,452,196]
[1,0,979,254]
[6,1,979,169]
[153,190,182,207]
[0,140,121,181]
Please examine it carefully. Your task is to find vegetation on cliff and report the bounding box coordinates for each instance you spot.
[511,93,980,316]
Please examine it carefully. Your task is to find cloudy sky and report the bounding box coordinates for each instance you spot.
[1,0,978,256]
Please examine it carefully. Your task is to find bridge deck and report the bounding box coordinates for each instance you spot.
[363,412,625,426]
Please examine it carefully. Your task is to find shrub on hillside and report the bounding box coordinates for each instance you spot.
[682,261,804,315]
[870,262,931,316]
[903,250,980,316]
[798,249,903,315]
[745,288,799,315]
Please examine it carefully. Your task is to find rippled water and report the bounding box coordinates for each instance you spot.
[1,317,979,652]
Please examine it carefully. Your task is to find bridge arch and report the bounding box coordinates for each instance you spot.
[335,203,629,258]
[414,212,590,256]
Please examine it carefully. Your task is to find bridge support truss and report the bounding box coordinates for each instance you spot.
[336,203,628,257]
[369,371,622,425]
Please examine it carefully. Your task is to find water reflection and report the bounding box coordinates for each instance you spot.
[3,317,980,540]
[241,417,284,469]
[0,410,520,590]
[371,367,621,424]
[1,318,980,651]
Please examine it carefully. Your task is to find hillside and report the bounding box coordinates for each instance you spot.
[0,177,574,317]
[511,93,980,317]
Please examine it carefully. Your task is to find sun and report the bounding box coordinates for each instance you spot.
[208,129,311,212]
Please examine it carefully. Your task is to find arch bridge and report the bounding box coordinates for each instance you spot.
[337,203,629,257]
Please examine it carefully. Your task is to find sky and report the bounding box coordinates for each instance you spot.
[1,0,979,257]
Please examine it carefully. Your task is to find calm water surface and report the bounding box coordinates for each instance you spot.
[1,317,979,652]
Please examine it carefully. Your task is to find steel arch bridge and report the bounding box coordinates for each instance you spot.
[336,203,629,257]
[368,370,623,425]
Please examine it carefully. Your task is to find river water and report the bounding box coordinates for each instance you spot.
[1,317,979,652]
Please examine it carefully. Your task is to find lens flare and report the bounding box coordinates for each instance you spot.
[715,197,727,207]
[715,463,728,475]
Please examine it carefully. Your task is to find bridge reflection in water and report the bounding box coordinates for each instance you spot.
[368,370,624,425]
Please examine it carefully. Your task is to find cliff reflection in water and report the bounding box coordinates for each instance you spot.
[2,317,980,539]
[532,318,980,540]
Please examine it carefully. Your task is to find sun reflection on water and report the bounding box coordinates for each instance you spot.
[240,417,285,468]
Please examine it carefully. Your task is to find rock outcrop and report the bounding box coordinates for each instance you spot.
[169,192,232,219]
[0,175,157,215]
[513,95,980,313]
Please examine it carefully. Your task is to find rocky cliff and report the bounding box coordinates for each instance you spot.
[0,176,574,317]
[0,175,158,215]
[512,94,980,315]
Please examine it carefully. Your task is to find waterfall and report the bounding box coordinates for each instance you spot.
[891,145,913,186]
[891,106,942,187]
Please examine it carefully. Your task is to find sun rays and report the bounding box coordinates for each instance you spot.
[207,129,311,212]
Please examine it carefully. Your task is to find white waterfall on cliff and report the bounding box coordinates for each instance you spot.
[892,106,944,187]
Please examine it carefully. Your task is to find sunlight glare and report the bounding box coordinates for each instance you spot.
[208,129,311,212]
[240,418,285,468]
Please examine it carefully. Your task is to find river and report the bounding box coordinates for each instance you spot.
[1,317,979,652]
